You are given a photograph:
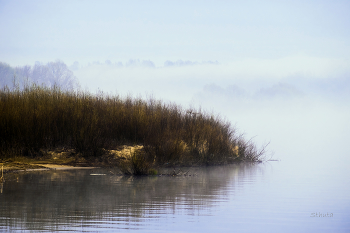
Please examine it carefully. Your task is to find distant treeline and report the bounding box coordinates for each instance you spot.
[0,85,265,168]
[0,60,79,91]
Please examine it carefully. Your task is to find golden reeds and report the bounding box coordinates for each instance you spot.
[0,85,264,167]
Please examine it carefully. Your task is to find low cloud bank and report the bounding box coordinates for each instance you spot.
[164,60,219,67]
[69,59,219,70]
[73,55,350,106]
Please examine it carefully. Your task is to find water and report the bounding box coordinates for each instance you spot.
[1,159,349,232]
[1,101,349,232]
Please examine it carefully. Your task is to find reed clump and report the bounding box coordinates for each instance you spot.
[0,85,265,174]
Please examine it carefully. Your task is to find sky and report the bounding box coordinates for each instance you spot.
[1,0,350,161]
[1,0,350,65]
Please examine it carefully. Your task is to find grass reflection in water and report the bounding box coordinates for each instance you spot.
[0,164,260,232]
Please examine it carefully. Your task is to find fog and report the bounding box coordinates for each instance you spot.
[75,55,350,99]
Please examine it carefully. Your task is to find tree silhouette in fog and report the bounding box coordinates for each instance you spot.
[0,60,79,90]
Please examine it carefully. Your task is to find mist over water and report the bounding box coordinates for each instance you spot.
[1,161,349,232]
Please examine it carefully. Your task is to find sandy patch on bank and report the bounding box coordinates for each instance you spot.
[0,145,144,173]
[31,164,98,170]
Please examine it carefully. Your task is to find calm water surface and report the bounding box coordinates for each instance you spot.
[1,159,349,232]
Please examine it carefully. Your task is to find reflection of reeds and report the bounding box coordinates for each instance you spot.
[0,85,265,170]
[0,165,4,183]
[0,165,249,231]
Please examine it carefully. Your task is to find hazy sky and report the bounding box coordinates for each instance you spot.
[1,0,350,66]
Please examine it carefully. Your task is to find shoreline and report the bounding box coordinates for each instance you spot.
[1,163,99,175]
[0,145,142,174]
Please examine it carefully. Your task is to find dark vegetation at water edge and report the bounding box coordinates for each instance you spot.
[0,85,267,174]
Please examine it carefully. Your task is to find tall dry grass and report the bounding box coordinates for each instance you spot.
[0,85,265,168]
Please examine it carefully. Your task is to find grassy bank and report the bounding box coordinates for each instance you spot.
[0,85,266,174]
